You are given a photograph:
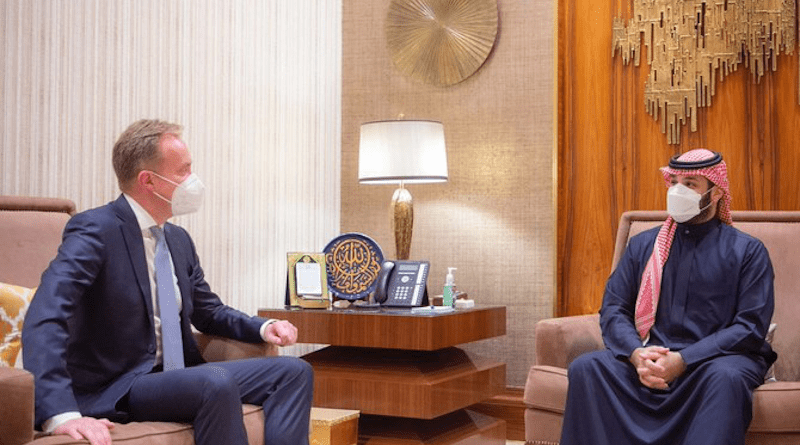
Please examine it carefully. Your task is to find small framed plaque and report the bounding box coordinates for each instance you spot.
[286,253,330,309]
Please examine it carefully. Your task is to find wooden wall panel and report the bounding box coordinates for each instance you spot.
[558,0,800,316]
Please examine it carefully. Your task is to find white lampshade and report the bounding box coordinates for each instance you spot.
[358,120,448,184]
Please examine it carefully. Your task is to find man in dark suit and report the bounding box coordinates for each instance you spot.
[22,119,313,445]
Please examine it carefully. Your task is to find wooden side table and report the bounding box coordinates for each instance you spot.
[258,306,507,444]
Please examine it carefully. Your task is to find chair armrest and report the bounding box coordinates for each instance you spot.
[194,332,278,362]
[0,367,35,445]
[523,365,568,412]
[535,313,603,368]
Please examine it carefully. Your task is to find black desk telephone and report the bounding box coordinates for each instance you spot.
[374,260,430,307]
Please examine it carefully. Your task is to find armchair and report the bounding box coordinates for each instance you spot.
[0,196,276,445]
[524,211,800,445]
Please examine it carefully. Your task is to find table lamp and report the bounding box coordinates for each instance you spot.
[358,120,448,260]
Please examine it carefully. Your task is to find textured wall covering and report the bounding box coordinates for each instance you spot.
[0,0,341,356]
[341,0,556,386]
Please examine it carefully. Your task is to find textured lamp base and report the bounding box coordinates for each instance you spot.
[391,187,413,260]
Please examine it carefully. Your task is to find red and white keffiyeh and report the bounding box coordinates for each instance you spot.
[633,149,732,341]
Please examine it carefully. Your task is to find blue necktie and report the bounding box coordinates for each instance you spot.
[151,226,185,371]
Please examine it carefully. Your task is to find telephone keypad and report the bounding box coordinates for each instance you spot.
[393,285,411,301]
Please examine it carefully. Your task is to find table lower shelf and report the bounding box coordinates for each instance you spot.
[304,346,506,419]
[357,410,506,444]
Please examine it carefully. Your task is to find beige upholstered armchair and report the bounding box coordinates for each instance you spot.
[0,196,276,445]
[524,211,800,445]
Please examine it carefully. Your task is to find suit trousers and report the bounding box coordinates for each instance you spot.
[126,356,314,445]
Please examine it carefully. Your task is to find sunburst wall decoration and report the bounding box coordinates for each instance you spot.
[612,0,796,144]
[385,0,499,87]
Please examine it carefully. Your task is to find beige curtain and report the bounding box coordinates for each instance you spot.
[1,0,342,355]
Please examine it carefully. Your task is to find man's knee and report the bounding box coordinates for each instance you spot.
[273,357,312,379]
[286,358,314,389]
[198,366,240,401]
[297,358,313,379]
[690,357,763,413]
[282,358,314,405]
[701,360,754,390]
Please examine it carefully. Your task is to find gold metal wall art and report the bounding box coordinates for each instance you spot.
[612,0,796,144]
[385,0,499,87]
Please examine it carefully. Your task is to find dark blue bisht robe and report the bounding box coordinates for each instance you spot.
[561,218,777,445]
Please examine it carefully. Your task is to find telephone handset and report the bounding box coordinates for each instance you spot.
[373,260,430,307]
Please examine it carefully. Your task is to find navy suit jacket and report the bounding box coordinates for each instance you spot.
[22,195,266,428]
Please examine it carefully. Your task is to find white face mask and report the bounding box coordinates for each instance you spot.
[667,183,714,223]
[150,172,205,216]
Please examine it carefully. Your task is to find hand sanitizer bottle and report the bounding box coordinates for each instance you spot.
[443,267,457,307]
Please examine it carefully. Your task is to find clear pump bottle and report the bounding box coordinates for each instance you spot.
[443,267,457,307]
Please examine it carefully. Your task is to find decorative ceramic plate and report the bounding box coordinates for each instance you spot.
[323,233,385,300]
